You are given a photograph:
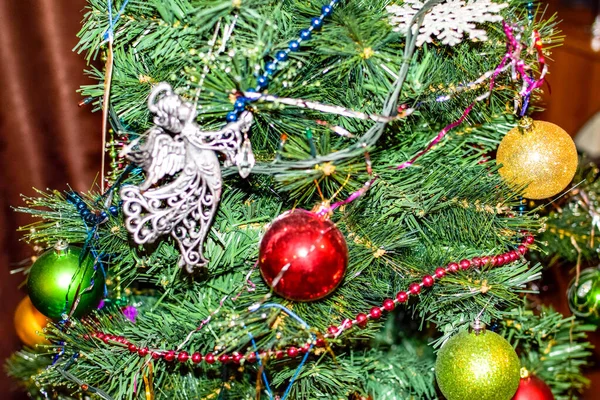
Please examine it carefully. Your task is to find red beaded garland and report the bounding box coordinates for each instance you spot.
[422,275,434,287]
[382,299,395,311]
[88,235,535,367]
[369,307,382,319]
[177,351,189,363]
[191,352,202,364]
[396,291,408,303]
[258,209,348,301]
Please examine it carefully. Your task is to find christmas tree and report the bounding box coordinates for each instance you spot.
[5,0,597,399]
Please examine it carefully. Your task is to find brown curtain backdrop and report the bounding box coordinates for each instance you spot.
[0,0,101,397]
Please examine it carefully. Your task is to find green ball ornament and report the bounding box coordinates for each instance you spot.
[435,325,520,400]
[27,243,105,319]
[568,267,600,323]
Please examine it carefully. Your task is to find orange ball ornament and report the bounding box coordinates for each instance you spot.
[497,118,578,200]
[14,296,49,347]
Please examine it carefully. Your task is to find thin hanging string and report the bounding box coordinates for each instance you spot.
[248,303,316,400]
[247,332,274,400]
[100,0,130,193]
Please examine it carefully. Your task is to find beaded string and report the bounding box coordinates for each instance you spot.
[85,235,535,366]
[225,0,341,123]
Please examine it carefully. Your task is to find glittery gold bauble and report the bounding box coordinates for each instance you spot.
[497,118,577,200]
[14,296,49,347]
[435,329,520,400]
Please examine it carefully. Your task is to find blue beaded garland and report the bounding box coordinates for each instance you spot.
[226,2,339,116]
[77,202,87,211]
[109,205,119,216]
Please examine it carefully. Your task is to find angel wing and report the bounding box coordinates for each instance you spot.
[123,129,187,191]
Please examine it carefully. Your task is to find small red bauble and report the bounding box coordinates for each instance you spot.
[205,353,215,364]
[435,268,446,278]
[409,283,421,295]
[383,299,395,311]
[525,236,535,245]
[287,347,299,358]
[258,209,348,301]
[128,344,138,353]
[315,338,326,347]
[422,275,434,287]
[356,313,368,327]
[275,351,284,360]
[177,351,189,363]
[191,352,202,364]
[512,376,554,400]
[138,347,149,357]
[447,262,459,273]
[328,325,339,335]
[232,352,243,364]
[481,256,491,265]
[246,352,257,363]
[369,307,382,319]
[164,351,176,362]
[396,291,408,303]
[218,354,231,364]
[471,257,482,267]
[518,245,528,255]
[151,352,162,360]
[459,259,471,270]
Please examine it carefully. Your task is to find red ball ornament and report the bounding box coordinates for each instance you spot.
[512,376,554,400]
[258,209,348,301]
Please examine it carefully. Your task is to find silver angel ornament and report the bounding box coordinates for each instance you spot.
[120,83,254,272]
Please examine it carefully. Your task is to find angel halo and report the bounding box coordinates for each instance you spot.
[120,83,255,272]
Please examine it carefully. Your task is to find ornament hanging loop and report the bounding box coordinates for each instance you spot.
[518,116,533,133]
[470,319,487,336]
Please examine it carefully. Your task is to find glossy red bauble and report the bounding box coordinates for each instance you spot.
[258,209,348,301]
[512,376,554,400]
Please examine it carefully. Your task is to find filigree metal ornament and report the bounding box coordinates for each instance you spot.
[120,83,254,272]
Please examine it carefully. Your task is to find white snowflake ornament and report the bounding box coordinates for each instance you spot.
[387,0,508,47]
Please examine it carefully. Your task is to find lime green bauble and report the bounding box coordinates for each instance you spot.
[435,329,520,400]
[27,244,105,319]
[568,267,600,323]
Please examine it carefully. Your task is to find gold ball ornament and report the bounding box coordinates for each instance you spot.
[14,296,49,347]
[496,118,578,199]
